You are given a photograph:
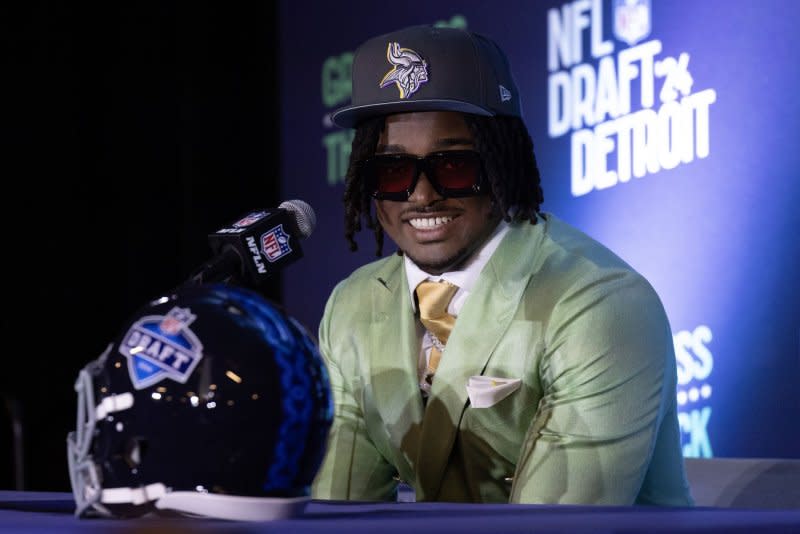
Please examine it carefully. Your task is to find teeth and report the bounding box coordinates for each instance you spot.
[409,216,453,229]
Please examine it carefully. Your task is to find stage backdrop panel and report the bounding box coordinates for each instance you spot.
[279,0,800,460]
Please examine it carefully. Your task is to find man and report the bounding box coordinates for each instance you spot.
[312,24,693,506]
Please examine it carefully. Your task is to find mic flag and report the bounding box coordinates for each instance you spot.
[186,199,316,288]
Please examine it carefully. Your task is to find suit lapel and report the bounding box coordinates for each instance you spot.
[415,222,546,500]
[368,257,425,483]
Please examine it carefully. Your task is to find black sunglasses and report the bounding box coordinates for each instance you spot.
[360,150,487,201]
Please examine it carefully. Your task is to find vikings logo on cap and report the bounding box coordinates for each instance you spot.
[119,306,204,389]
[379,42,429,99]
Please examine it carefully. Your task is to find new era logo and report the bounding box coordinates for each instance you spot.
[499,85,512,102]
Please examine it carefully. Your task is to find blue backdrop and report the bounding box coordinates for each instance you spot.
[279,0,800,459]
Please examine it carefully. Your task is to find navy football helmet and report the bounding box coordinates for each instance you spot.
[67,284,333,520]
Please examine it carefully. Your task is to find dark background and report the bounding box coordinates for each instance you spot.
[1,2,281,490]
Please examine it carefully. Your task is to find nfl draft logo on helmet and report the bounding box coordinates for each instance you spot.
[119,306,203,390]
[67,284,333,521]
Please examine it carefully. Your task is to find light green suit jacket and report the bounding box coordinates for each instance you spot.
[312,214,693,505]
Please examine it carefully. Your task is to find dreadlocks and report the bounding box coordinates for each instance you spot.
[342,113,544,256]
[342,116,385,255]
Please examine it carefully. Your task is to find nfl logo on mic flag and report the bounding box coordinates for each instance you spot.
[262,224,293,262]
[233,211,269,228]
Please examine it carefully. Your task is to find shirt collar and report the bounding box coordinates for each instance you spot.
[405,220,511,312]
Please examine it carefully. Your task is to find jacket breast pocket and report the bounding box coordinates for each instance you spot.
[461,320,544,461]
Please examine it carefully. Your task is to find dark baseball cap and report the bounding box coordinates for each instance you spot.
[331,25,523,128]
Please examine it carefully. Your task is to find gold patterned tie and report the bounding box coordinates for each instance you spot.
[415,280,459,387]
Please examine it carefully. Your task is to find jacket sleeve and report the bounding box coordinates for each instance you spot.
[311,281,398,501]
[509,271,677,504]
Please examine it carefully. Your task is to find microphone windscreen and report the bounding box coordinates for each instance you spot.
[279,199,316,238]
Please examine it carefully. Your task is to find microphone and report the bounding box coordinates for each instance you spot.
[184,199,316,288]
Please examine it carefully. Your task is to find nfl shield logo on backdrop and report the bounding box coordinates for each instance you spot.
[614,0,651,46]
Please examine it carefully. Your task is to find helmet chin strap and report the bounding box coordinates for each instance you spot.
[155,492,309,521]
[101,483,167,506]
[95,392,134,419]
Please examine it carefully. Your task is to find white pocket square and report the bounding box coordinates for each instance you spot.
[466,376,522,408]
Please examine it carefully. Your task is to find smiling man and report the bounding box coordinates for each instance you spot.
[312,24,693,506]
[373,111,499,274]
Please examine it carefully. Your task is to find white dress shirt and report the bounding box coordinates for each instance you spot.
[404,220,511,383]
